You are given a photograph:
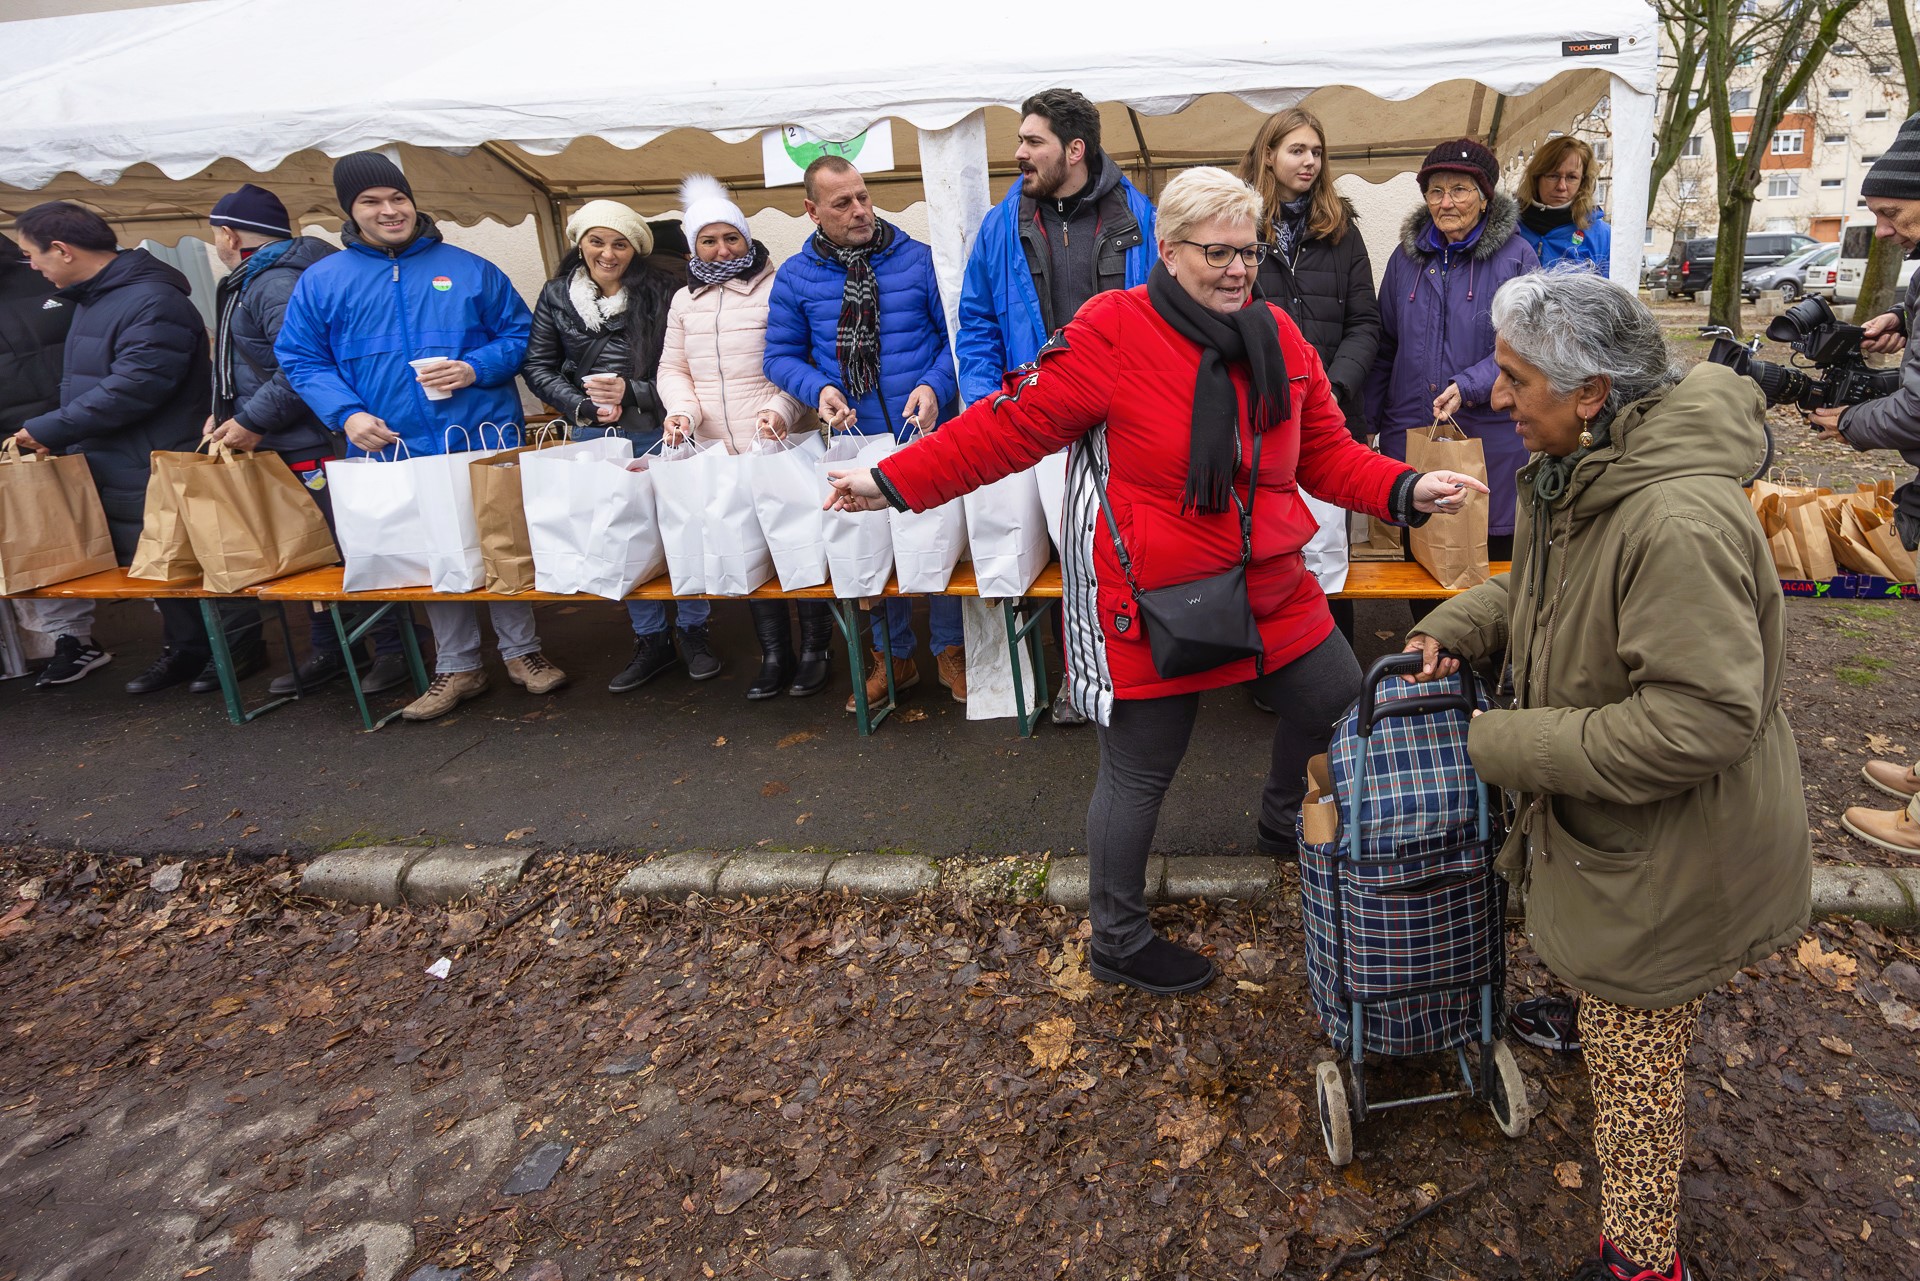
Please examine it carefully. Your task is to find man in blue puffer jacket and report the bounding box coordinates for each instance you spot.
[955,89,1155,407]
[278,152,566,722]
[764,156,966,713]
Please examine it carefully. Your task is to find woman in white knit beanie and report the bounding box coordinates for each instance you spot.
[656,175,828,700]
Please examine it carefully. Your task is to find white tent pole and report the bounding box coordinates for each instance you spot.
[1607,74,1653,290]
[917,112,992,345]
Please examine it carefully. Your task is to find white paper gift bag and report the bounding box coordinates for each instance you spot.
[651,438,717,596]
[819,433,896,597]
[748,431,829,591]
[702,446,775,596]
[325,444,433,592]
[1299,489,1350,595]
[887,428,967,592]
[1035,448,1069,558]
[964,464,1049,597]
[521,436,665,599]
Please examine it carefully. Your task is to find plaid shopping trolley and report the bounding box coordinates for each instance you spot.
[1297,651,1529,1165]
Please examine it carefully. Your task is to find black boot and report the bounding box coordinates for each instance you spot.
[609,631,676,693]
[679,624,721,681]
[747,602,795,701]
[788,604,834,698]
[125,648,208,695]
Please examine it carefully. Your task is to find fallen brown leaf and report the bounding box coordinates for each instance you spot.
[504,827,535,842]
[1819,1035,1854,1057]
[323,1086,376,1116]
[712,736,728,747]
[1796,937,1858,991]
[209,996,248,1018]
[712,1165,770,1215]
[776,731,816,748]
[1554,1161,1584,1189]
[1047,942,1097,1004]
[1021,1015,1077,1070]
[291,985,335,1019]
[795,812,812,826]
[1156,1097,1226,1169]
[1880,999,1920,1032]
[761,781,791,798]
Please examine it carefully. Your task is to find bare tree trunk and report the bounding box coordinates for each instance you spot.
[1852,0,1920,323]
[1711,194,1758,332]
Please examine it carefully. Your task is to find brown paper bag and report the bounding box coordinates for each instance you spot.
[1855,498,1917,582]
[177,446,338,592]
[1404,420,1489,590]
[1302,753,1339,847]
[470,440,554,595]
[1350,516,1405,561]
[129,440,219,582]
[1754,494,1809,579]
[0,441,117,593]
[1825,500,1899,578]
[1784,497,1837,581]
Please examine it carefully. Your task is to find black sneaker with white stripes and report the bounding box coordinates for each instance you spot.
[34,635,112,689]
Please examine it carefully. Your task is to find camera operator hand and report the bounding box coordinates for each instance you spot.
[1809,405,1847,441]
[1862,311,1907,356]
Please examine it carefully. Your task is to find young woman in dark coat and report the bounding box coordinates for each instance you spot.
[1239,107,1381,646]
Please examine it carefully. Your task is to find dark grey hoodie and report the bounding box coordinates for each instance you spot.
[1023,151,1129,333]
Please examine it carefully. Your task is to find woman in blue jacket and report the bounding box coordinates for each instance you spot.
[1516,136,1612,272]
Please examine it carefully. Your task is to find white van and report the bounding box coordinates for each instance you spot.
[1833,219,1918,306]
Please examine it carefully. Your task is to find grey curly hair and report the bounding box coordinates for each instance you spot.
[1489,266,1683,416]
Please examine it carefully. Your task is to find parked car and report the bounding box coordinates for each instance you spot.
[1742,242,1839,302]
[1667,232,1820,301]
[1833,220,1920,306]
[1642,255,1671,292]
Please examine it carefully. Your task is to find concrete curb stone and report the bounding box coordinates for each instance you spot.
[825,854,940,898]
[1044,856,1089,909]
[404,848,533,904]
[617,850,731,899]
[301,845,426,907]
[1164,856,1280,902]
[717,851,835,896]
[1812,864,1918,926]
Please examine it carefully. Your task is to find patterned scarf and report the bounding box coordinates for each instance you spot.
[1272,195,1311,265]
[814,219,895,399]
[687,239,769,288]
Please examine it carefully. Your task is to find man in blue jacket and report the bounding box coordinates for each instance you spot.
[13,203,214,695]
[764,156,966,712]
[277,152,566,722]
[955,88,1155,726]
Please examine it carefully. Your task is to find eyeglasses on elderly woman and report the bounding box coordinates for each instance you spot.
[1176,239,1271,268]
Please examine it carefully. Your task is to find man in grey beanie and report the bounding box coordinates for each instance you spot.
[1815,111,1920,855]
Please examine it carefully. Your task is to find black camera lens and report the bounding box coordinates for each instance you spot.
[1765,295,1837,345]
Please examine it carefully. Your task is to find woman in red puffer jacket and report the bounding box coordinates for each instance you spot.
[828,167,1484,997]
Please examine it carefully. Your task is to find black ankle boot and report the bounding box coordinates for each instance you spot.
[787,604,834,698]
[747,602,795,701]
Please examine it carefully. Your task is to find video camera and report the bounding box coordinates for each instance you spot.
[1706,295,1900,414]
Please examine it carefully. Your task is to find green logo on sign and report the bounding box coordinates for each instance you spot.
[782,126,867,172]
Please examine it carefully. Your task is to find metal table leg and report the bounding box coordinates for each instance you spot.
[831,599,894,736]
[199,598,301,726]
[1002,597,1055,738]
[333,601,430,732]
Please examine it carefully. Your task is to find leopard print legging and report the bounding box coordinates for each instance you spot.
[1577,993,1706,1269]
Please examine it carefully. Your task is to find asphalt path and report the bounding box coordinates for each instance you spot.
[1,596,1414,860]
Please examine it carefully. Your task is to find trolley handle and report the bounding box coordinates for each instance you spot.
[1358,651,1479,735]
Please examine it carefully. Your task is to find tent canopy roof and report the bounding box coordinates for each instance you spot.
[0,0,1655,241]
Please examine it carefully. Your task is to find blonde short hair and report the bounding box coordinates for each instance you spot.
[1155,166,1263,248]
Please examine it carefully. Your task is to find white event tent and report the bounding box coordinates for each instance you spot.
[0,0,1659,317]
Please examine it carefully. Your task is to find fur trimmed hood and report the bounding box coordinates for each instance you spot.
[1398,190,1520,262]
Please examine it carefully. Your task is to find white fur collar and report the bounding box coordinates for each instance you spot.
[568,266,628,332]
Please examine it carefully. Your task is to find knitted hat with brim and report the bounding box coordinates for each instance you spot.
[565,200,654,257]
[332,151,412,212]
[1863,112,1920,201]
[1416,138,1500,200]
[209,184,292,238]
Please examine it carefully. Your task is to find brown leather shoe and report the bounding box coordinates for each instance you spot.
[506,651,568,695]
[1862,758,1920,801]
[401,669,490,721]
[935,646,967,703]
[844,650,918,713]
[1841,797,1920,857]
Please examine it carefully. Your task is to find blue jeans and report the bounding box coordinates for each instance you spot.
[628,599,711,637]
[872,597,964,657]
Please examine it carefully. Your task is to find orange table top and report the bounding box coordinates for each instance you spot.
[8,568,270,600]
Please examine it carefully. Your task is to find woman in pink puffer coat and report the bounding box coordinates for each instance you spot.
[657,177,829,700]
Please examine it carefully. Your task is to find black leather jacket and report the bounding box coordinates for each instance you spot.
[521,264,679,430]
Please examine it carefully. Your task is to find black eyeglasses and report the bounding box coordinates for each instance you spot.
[1178,239,1271,268]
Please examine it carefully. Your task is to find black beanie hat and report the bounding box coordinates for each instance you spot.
[332,151,413,213]
[1417,138,1500,200]
[1862,113,1920,201]
[209,183,292,238]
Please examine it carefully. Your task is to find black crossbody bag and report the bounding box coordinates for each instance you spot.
[1091,434,1265,680]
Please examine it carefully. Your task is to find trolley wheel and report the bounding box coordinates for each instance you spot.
[1488,1040,1530,1138]
[1315,1060,1354,1166]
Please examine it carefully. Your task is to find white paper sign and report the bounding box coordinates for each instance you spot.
[761,122,895,189]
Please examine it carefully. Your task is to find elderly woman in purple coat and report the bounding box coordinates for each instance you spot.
[1364,138,1539,561]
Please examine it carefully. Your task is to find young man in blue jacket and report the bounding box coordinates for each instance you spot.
[277,152,566,722]
[763,156,966,712]
[954,87,1156,726]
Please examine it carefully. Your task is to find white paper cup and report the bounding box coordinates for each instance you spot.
[410,358,453,401]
